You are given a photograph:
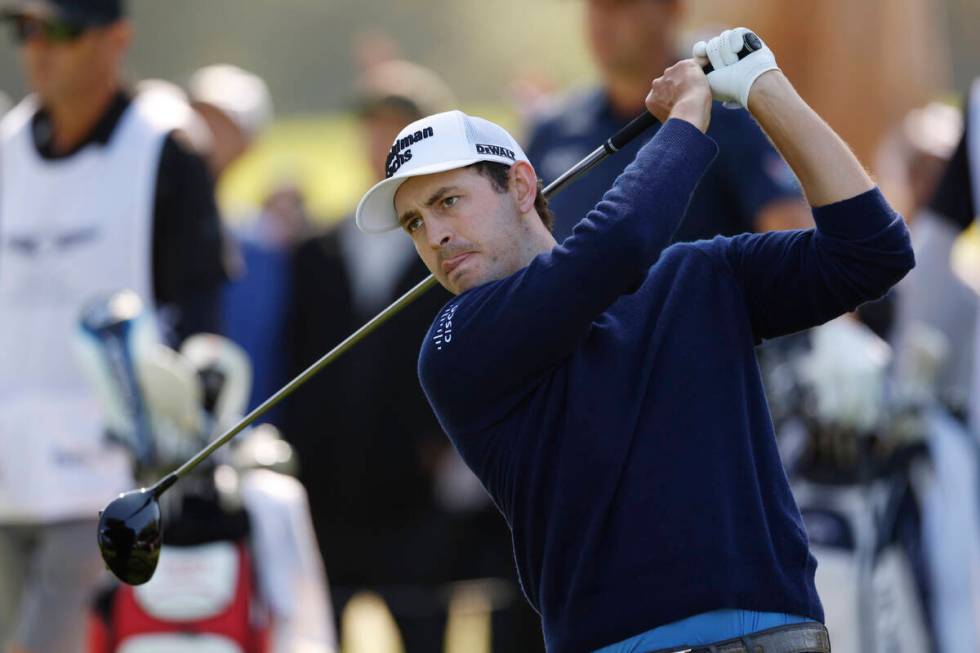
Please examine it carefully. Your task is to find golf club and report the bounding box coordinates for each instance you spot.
[97,33,762,586]
[78,291,159,471]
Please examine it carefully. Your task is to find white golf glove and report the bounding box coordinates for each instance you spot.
[693,27,779,109]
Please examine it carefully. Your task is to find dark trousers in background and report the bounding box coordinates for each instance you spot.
[322,509,545,653]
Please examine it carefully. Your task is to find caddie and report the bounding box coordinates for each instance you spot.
[355,28,915,653]
[0,1,224,652]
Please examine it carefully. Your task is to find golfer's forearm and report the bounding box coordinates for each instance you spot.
[747,71,874,207]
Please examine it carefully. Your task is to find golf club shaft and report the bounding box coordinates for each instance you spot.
[149,28,766,494]
[152,273,438,494]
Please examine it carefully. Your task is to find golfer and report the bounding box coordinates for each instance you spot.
[356,29,914,653]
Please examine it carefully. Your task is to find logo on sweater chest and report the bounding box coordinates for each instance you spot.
[432,304,458,351]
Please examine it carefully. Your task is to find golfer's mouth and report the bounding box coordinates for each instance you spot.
[442,252,475,276]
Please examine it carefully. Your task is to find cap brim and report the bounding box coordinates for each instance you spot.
[355,157,486,233]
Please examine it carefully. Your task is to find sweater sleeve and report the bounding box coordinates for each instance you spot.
[702,187,915,341]
[420,119,718,433]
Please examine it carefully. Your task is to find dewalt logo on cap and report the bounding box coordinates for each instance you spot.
[476,143,516,160]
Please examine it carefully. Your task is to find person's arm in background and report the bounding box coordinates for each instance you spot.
[890,100,976,403]
[876,98,973,327]
[900,126,976,333]
[279,234,331,454]
[928,123,976,233]
[152,132,228,345]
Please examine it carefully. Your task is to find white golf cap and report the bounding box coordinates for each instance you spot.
[188,64,273,139]
[355,110,530,233]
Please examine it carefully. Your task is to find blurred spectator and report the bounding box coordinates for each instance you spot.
[509,69,558,126]
[188,63,273,181]
[0,1,225,652]
[135,78,213,154]
[525,0,810,242]
[891,91,976,417]
[349,28,401,76]
[286,59,536,652]
[189,64,310,419]
[851,102,964,341]
[875,102,963,224]
[285,59,453,651]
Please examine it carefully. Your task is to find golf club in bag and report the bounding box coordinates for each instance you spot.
[76,291,167,474]
[97,33,762,586]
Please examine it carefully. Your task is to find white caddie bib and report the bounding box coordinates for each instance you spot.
[0,94,171,521]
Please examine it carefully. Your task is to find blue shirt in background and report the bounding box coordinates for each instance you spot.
[221,230,292,422]
[526,89,801,243]
[418,120,915,652]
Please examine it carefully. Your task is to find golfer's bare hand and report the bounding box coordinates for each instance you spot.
[645,60,712,133]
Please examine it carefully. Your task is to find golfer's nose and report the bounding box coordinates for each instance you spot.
[427,217,453,250]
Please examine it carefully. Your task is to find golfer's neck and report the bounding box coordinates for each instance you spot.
[45,80,120,154]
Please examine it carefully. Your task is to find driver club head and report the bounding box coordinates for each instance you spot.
[97,487,163,585]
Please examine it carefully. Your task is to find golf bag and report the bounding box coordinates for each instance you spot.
[791,451,933,653]
[89,539,268,653]
[77,291,334,653]
[763,317,936,652]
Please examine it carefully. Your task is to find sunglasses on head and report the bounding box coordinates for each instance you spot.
[10,15,86,44]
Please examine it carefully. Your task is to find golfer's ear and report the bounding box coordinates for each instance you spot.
[511,161,538,214]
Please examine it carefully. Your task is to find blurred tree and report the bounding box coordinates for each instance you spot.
[1,0,974,152]
[0,0,592,113]
[686,0,955,165]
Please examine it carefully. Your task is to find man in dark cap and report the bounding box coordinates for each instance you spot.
[0,2,225,651]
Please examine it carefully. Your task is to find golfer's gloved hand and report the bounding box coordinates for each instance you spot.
[693,27,779,109]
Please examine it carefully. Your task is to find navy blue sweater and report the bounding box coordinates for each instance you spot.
[418,119,915,652]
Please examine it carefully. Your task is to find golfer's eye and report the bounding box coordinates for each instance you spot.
[442,196,459,209]
[405,216,424,233]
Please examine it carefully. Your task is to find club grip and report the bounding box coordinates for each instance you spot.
[605,31,762,154]
[607,112,658,152]
[702,31,762,75]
